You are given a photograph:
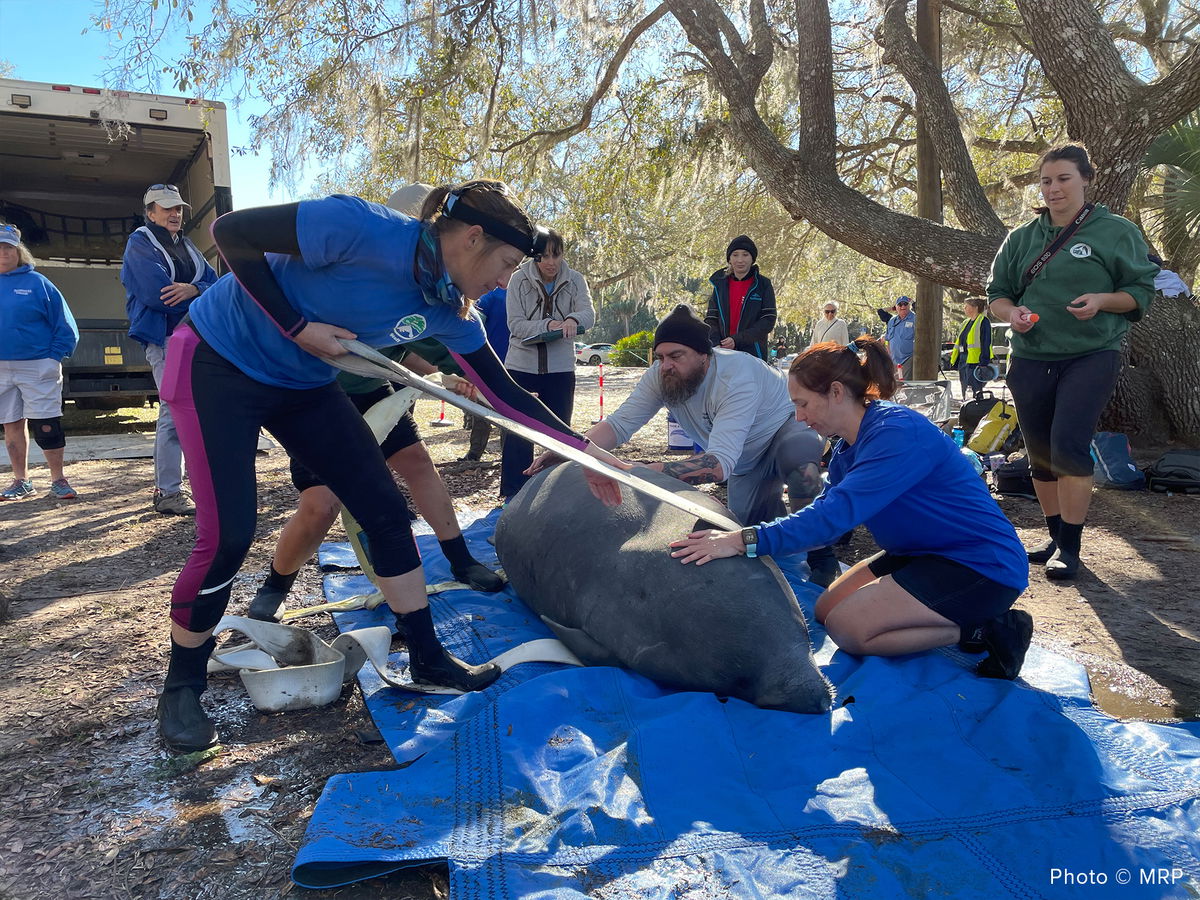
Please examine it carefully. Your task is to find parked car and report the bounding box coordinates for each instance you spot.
[576,342,615,365]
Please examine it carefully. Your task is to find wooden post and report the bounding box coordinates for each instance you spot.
[914,0,944,381]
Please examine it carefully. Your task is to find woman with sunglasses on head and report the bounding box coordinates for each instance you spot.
[807,300,849,350]
[121,183,219,516]
[0,223,79,501]
[155,181,626,753]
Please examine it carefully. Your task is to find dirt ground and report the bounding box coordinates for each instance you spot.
[0,365,1197,900]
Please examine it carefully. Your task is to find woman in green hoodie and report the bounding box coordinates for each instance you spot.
[987,144,1157,580]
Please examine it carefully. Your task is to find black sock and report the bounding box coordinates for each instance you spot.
[1044,514,1062,541]
[395,605,443,666]
[439,535,476,571]
[263,565,298,594]
[164,637,217,693]
[1056,521,1083,557]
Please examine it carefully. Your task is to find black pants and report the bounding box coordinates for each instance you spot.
[499,369,576,499]
[163,325,420,632]
[1006,350,1120,481]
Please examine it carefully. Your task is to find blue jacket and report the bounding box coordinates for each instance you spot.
[757,402,1028,590]
[0,264,79,361]
[121,226,218,347]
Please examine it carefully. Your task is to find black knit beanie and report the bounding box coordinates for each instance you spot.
[725,234,758,263]
[653,304,712,355]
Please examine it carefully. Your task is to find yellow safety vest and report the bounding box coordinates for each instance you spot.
[950,313,987,366]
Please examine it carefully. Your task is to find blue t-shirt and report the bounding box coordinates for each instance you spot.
[189,195,486,389]
[476,287,511,361]
[757,403,1028,590]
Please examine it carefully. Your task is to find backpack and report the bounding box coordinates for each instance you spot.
[958,390,998,441]
[1090,432,1145,490]
[967,397,1018,455]
[994,455,1037,499]
[1145,449,1200,494]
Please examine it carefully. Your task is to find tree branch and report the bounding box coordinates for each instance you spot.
[876,0,1005,235]
[491,3,671,154]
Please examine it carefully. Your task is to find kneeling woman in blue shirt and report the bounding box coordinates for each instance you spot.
[157,182,624,752]
[671,337,1033,680]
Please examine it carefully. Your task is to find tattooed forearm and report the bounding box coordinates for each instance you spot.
[661,453,725,485]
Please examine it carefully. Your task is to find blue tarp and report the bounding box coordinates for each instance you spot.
[295,512,1200,897]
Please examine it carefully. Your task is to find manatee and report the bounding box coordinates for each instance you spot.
[494,462,834,714]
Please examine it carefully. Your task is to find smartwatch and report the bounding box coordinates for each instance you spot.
[741,527,758,559]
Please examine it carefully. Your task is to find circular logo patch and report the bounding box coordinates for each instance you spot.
[1070,243,1092,258]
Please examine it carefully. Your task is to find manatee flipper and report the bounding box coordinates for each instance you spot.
[539,615,623,667]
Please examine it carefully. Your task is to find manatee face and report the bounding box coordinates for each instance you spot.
[494,463,834,714]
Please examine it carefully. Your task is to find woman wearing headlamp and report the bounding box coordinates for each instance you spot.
[154,180,625,753]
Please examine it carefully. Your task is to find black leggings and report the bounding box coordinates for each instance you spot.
[499,369,576,498]
[1006,350,1121,481]
[162,325,419,632]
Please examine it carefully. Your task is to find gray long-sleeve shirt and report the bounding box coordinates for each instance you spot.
[605,348,796,479]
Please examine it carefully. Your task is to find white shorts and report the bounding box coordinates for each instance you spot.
[0,358,64,422]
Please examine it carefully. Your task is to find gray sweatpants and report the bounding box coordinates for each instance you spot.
[726,419,824,526]
[145,342,185,495]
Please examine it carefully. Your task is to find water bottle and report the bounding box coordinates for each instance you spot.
[952,426,965,447]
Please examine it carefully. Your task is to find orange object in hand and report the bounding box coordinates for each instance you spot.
[1027,313,1040,323]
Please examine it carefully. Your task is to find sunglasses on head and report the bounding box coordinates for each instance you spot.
[149,183,179,192]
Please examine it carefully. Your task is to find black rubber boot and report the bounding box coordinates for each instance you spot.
[1045,521,1082,580]
[977,610,1034,680]
[806,546,840,589]
[158,638,219,752]
[398,605,500,692]
[440,535,504,592]
[248,585,287,622]
[247,567,298,621]
[1026,514,1061,564]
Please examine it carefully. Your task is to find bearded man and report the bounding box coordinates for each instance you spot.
[535,303,839,586]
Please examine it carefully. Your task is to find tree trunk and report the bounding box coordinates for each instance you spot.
[1101,293,1200,444]
[913,0,944,382]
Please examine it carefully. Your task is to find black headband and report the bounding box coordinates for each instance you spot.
[443,191,549,257]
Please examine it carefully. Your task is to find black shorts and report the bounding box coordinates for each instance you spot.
[289,385,421,492]
[867,551,1021,630]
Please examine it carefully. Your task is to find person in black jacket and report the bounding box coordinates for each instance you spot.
[704,235,776,360]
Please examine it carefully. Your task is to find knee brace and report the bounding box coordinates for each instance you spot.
[786,462,825,511]
[29,417,65,451]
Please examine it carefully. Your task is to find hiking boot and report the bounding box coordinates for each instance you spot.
[157,687,218,753]
[977,610,1034,680]
[49,478,77,500]
[1045,547,1080,580]
[451,561,505,592]
[957,625,987,654]
[410,648,501,692]
[1025,538,1057,564]
[154,490,195,516]
[247,585,288,622]
[0,479,34,500]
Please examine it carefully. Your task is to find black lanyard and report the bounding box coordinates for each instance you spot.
[1021,203,1095,289]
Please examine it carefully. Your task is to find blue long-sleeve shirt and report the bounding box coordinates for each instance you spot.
[476,287,511,361]
[121,226,218,347]
[757,402,1028,590]
[0,264,79,361]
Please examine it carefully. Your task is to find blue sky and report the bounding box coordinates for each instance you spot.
[0,0,303,209]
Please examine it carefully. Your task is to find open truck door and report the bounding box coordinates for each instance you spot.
[0,79,231,408]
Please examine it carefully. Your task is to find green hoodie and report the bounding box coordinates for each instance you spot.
[986,205,1157,361]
